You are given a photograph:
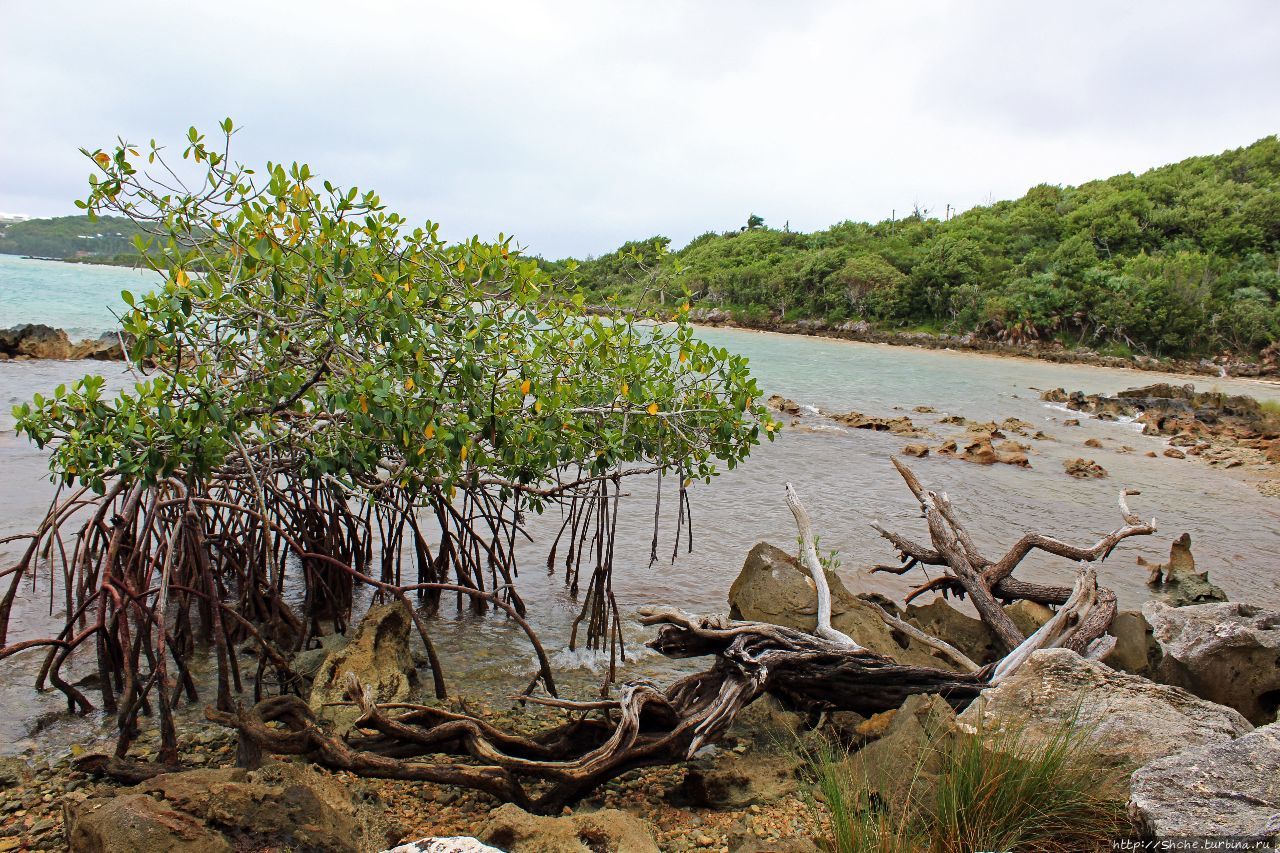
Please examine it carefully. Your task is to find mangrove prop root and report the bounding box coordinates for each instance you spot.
[211,564,1112,814]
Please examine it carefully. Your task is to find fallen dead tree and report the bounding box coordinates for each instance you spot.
[207,459,1154,813]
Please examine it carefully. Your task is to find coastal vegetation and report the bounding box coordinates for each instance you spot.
[0,214,152,263]
[556,135,1280,358]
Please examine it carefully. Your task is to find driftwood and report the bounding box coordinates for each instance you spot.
[209,460,1152,813]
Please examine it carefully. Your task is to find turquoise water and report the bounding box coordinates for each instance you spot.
[0,254,153,338]
[2,259,1280,756]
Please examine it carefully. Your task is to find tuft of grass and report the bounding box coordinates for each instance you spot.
[802,714,1131,853]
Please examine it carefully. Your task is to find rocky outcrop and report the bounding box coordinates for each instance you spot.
[767,395,802,415]
[728,542,959,669]
[0,324,126,360]
[900,442,929,457]
[1063,457,1107,478]
[1136,532,1226,606]
[957,649,1253,769]
[1130,721,1280,841]
[479,803,659,852]
[65,764,362,852]
[829,410,923,436]
[309,600,418,735]
[1145,601,1280,725]
[937,435,1029,467]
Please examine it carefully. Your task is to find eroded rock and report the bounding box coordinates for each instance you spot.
[900,442,929,458]
[1136,532,1226,606]
[767,395,802,415]
[1130,721,1280,841]
[479,803,659,852]
[729,542,959,669]
[1145,600,1280,725]
[957,649,1253,769]
[1063,457,1107,478]
[310,600,418,735]
[830,410,923,436]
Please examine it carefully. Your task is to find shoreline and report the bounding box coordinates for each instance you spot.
[687,312,1280,385]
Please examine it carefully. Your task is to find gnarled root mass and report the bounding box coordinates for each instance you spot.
[209,460,1146,814]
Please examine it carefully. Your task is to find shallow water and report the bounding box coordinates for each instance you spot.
[3,256,1280,757]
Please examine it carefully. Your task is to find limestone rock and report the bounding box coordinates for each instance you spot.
[900,442,929,458]
[1084,437,1103,448]
[905,598,1052,665]
[957,649,1253,769]
[385,839,504,853]
[479,803,659,852]
[1163,447,1186,459]
[676,751,802,809]
[69,333,125,360]
[310,600,418,734]
[1130,721,1280,841]
[1063,457,1107,478]
[65,764,361,853]
[831,410,922,436]
[836,693,959,804]
[729,542,958,669]
[1136,532,1226,606]
[1101,609,1160,676]
[1145,600,1280,725]
[767,395,802,415]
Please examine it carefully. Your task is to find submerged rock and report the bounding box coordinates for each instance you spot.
[1130,721,1280,841]
[957,649,1253,769]
[1136,532,1226,605]
[479,803,659,852]
[1145,600,1280,725]
[830,410,923,436]
[309,600,418,735]
[729,542,959,669]
[767,395,802,415]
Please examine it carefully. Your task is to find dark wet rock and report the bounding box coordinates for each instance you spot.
[1145,600,1280,725]
[0,324,71,359]
[1063,457,1107,478]
[1136,533,1226,606]
[1041,383,1280,444]
[958,649,1253,769]
[479,803,659,852]
[310,600,418,735]
[729,542,959,669]
[830,410,923,436]
[1129,721,1280,841]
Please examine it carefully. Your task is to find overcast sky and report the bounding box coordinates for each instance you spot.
[2,1,1278,258]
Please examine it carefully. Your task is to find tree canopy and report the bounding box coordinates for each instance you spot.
[559,136,1280,357]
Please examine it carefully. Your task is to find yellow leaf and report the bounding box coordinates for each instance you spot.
[520,378,531,396]
[405,377,415,391]
[460,444,469,462]
[175,269,190,288]
[678,351,688,363]
[93,152,110,167]
[424,423,435,439]
[621,382,629,396]
[647,402,659,416]
[534,400,543,414]
[359,395,368,414]
[373,272,385,283]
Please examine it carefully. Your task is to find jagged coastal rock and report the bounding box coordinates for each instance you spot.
[1145,600,1280,725]
[309,600,418,735]
[0,324,124,361]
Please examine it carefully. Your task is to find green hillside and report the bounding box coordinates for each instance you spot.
[0,215,151,263]
[556,136,1280,358]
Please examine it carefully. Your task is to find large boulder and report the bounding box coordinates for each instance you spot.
[478,803,659,852]
[65,764,362,852]
[957,649,1253,769]
[0,323,72,359]
[310,599,418,734]
[729,542,958,669]
[1145,600,1280,725]
[1130,721,1280,841]
[1101,609,1160,676]
[905,598,1052,665]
